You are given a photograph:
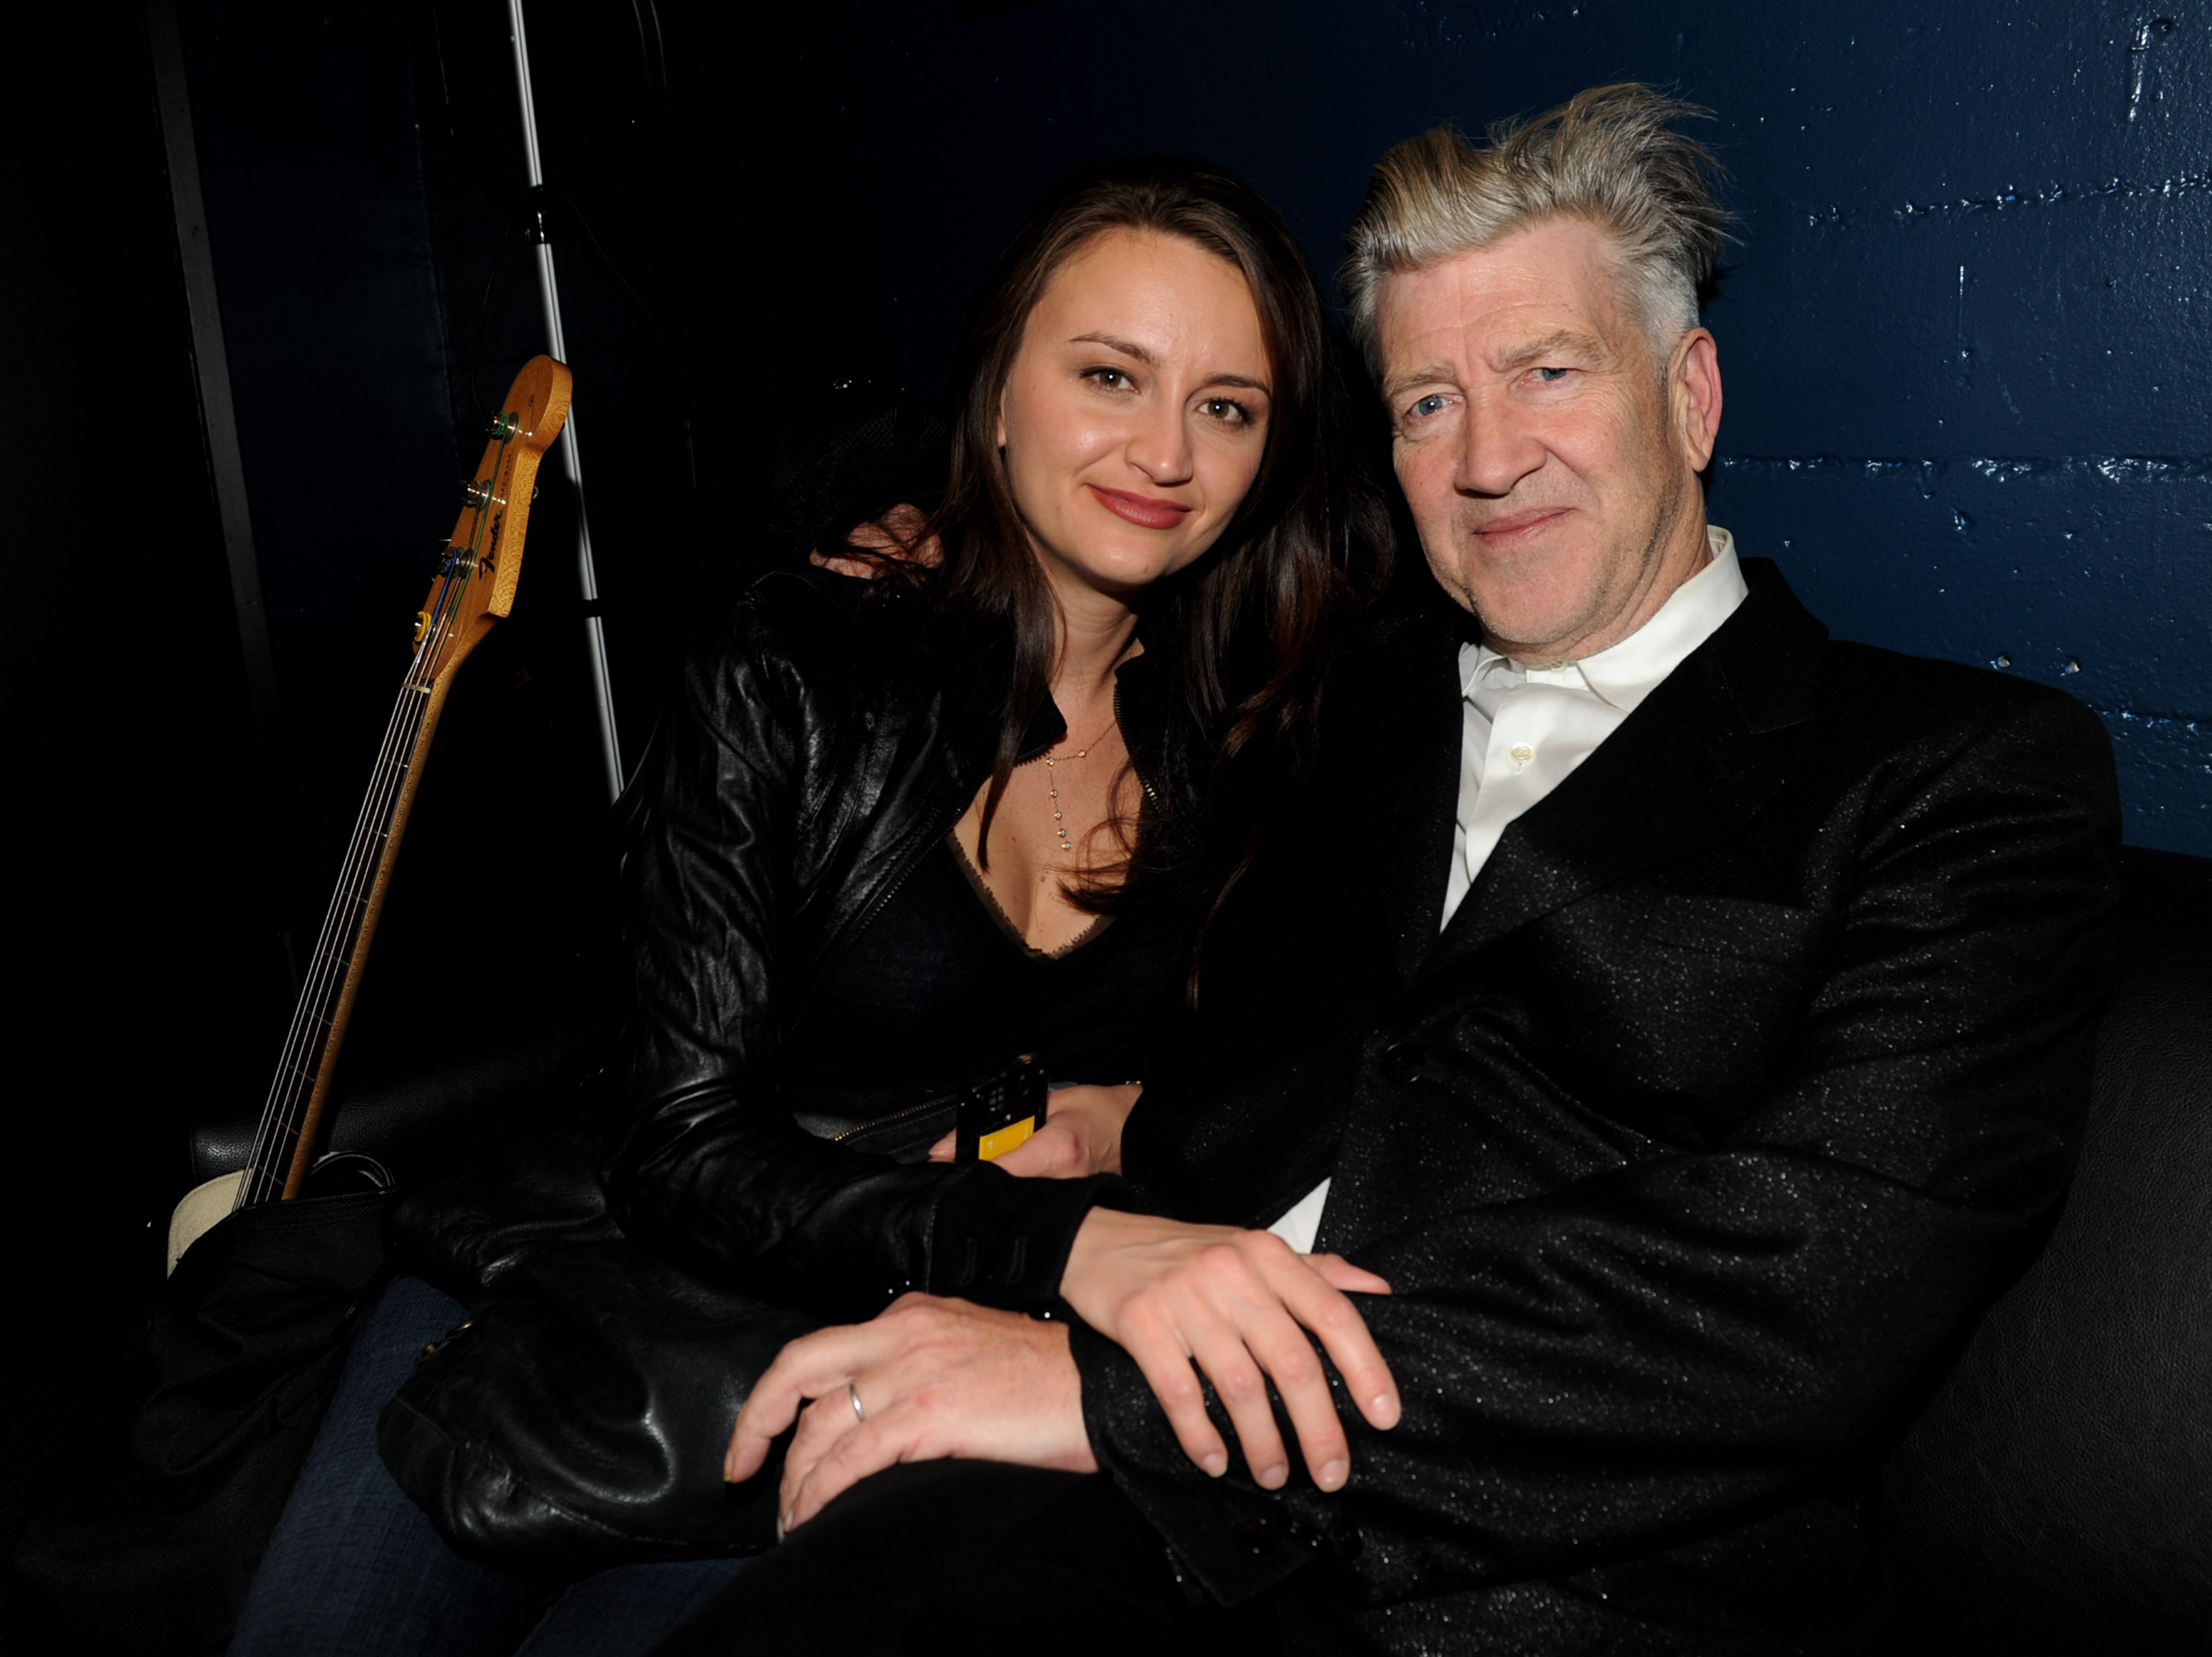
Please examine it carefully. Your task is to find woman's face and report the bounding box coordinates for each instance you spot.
[997,229,1273,603]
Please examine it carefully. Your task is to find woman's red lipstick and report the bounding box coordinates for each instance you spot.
[1087,484,1192,530]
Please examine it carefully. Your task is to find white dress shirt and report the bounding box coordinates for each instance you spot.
[1267,526,1750,1254]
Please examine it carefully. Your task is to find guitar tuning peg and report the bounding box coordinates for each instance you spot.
[485,411,519,439]
[464,478,496,511]
[412,610,430,645]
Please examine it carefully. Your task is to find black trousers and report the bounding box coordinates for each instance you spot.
[649,1461,1282,1656]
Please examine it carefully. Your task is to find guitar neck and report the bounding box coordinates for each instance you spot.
[236,668,457,1206]
[234,359,571,1211]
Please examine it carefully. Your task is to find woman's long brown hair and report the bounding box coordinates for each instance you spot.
[916,157,1389,995]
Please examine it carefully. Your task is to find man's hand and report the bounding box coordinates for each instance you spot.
[809,502,941,579]
[925,1082,1139,1176]
[1061,1210,1400,1492]
[725,1295,1095,1535]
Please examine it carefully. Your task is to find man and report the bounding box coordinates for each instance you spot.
[671,86,2120,1654]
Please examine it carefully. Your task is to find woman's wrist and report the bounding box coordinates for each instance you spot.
[1046,1082,1141,1176]
[925,1169,1125,1310]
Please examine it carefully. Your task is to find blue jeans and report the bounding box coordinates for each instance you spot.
[229,1276,745,1657]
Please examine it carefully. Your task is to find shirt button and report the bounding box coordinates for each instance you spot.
[1508,742,1536,766]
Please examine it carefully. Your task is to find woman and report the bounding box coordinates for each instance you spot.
[230,155,1387,1657]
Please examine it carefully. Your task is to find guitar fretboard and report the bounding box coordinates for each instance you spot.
[233,421,518,1210]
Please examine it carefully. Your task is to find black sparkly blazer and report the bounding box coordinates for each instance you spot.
[1076,559,2123,1652]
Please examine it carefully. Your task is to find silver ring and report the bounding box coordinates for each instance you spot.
[848,1381,865,1423]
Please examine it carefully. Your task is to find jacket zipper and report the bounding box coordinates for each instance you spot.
[1115,683,1161,807]
[790,730,1060,1028]
[821,691,1144,1148]
[829,1088,962,1145]
[789,798,968,1031]
[795,691,1151,1029]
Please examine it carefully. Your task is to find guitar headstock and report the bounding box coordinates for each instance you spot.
[410,355,573,692]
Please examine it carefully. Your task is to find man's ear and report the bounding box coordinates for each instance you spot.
[1671,329,1722,472]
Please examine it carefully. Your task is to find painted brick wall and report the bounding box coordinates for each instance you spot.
[691,0,2209,851]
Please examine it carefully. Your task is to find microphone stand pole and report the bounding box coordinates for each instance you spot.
[506,0,625,802]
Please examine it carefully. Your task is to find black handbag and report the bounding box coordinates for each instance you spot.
[375,1132,819,1577]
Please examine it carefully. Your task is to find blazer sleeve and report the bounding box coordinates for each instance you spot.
[1073,687,2124,1606]
[601,597,1114,1323]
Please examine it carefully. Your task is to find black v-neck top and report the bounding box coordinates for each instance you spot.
[780,835,1188,1143]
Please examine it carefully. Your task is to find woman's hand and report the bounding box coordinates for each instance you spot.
[925,1082,1139,1176]
[725,1294,1095,1535]
[1059,1209,1399,1493]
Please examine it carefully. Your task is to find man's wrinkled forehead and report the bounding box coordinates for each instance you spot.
[1373,222,1644,381]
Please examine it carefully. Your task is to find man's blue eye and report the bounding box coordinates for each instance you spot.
[1411,394,1448,418]
[1533,367,1570,383]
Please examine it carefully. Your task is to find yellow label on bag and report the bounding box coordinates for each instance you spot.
[976,1117,1036,1162]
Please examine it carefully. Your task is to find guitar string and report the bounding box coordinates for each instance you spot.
[238,494,485,1203]
[236,602,449,1205]
[241,647,433,1197]
[239,547,471,1202]
[235,437,513,1207]
[237,552,464,1202]
[241,651,438,1198]
[242,427,522,1200]
[245,418,522,1201]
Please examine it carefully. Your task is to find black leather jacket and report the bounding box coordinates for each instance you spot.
[603,566,1174,1322]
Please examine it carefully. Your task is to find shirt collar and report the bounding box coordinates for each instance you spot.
[1460,526,1749,711]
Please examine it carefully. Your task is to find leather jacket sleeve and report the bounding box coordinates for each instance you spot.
[1072,668,2123,1607]
[602,585,1118,1324]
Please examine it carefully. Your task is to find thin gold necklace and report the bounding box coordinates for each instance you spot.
[1043,718,1116,856]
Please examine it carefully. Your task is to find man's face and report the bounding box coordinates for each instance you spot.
[1374,217,1721,660]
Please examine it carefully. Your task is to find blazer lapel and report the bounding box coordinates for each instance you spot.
[1347,602,1467,985]
[1427,559,1828,973]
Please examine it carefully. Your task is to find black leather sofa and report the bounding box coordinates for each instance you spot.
[1883,844,2212,1651]
[184,845,2212,1651]
[187,990,610,1201]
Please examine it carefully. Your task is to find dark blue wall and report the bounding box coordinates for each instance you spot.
[177,2,625,958]
[179,4,463,899]
[187,0,2212,862]
[681,0,2210,852]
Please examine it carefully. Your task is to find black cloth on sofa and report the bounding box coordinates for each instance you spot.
[10,1190,389,1656]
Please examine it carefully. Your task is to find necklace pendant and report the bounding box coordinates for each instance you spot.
[1046,729,1105,855]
